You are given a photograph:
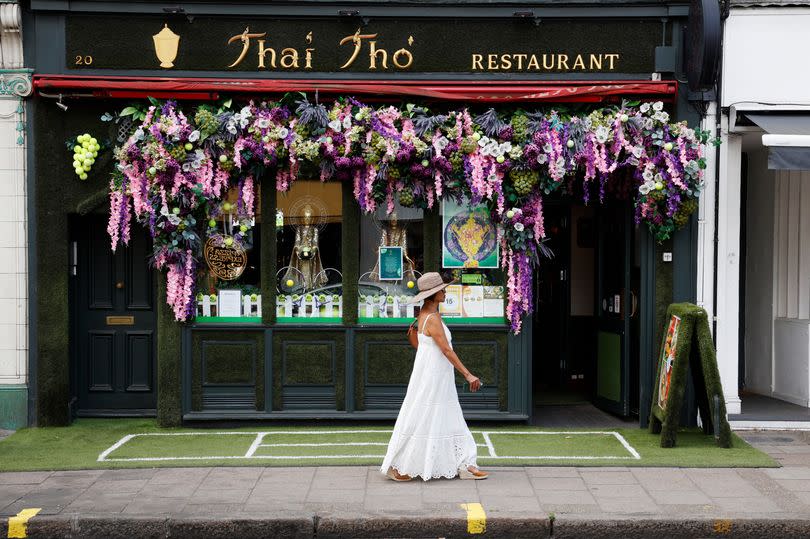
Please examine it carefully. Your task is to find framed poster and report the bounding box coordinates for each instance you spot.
[656,314,681,410]
[462,285,484,318]
[378,246,404,281]
[483,286,505,317]
[218,289,243,317]
[442,198,499,269]
[439,284,463,317]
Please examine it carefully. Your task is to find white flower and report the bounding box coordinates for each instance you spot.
[499,142,513,155]
[640,103,651,113]
[654,173,663,183]
[478,136,491,148]
[256,118,270,129]
[188,130,200,142]
[643,169,654,182]
[277,127,289,139]
[514,222,525,232]
[639,183,652,195]
[536,154,549,165]
[642,118,654,130]
[435,136,450,151]
[134,128,145,141]
[595,125,610,144]
[655,111,670,123]
[328,119,342,132]
[632,147,644,158]
[653,101,664,112]
[342,115,352,130]
[482,141,499,156]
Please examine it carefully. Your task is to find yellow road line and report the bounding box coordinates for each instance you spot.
[460,502,486,534]
[7,508,41,539]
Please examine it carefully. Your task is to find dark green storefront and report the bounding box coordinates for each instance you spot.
[24,0,700,427]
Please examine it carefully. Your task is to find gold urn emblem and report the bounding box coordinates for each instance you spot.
[153,24,180,69]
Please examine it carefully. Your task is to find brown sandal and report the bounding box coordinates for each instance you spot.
[386,468,413,482]
[458,466,489,480]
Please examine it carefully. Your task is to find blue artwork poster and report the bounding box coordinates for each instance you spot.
[442,199,499,269]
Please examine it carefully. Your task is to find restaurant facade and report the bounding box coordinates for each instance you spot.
[22,0,716,427]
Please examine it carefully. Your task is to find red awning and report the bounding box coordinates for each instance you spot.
[34,75,677,103]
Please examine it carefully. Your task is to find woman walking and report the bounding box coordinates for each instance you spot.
[381,272,489,481]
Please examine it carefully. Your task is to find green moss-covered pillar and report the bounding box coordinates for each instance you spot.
[156,275,182,426]
[262,181,276,324]
[424,207,441,272]
[342,183,359,324]
[36,210,70,426]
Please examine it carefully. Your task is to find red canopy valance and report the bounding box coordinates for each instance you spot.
[34,75,677,103]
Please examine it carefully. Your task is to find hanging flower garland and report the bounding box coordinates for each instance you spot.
[108,97,710,332]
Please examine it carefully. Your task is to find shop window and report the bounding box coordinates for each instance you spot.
[439,198,506,324]
[358,205,424,322]
[276,181,343,322]
[196,185,261,322]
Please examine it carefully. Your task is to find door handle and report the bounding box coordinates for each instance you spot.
[630,290,638,318]
[116,282,125,289]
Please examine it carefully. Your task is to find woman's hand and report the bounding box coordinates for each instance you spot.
[465,373,481,392]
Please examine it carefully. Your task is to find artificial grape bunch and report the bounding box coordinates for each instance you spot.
[509,168,540,196]
[449,152,464,173]
[294,123,311,138]
[398,186,415,207]
[169,144,187,162]
[194,109,219,137]
[71,133,100,181]
[388,167,401,180]
[460,137,477,154]
[672,198,699,228]
[511,114,530,143]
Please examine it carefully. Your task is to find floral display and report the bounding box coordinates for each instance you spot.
[108,97,710,332]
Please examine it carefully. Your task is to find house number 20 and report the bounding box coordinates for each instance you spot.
[75,55,94,65]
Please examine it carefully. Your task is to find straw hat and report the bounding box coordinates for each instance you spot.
[409,272,454,303]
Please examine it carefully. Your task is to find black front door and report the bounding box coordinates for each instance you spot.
[73,215,157,414]
[594,203,633,416]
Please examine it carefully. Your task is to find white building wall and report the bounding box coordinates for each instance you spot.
[0,1,30,428]
[722,8,810,108]
[0,97,26,385]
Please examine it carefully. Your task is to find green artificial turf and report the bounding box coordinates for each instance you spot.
[0,419,777,472]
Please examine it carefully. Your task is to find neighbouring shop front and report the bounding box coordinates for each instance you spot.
[716,4,810,427]
[25,1,713,427]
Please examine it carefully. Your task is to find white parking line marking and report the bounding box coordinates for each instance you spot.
[97,430,641,462]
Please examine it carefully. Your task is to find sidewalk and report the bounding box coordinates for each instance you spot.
[2,431,810,538]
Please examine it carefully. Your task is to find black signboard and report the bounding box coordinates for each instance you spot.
[66,16,659,75]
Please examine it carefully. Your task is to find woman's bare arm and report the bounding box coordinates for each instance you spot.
[425,315,481,391]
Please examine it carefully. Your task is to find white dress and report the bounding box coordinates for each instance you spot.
[380,313,478,480]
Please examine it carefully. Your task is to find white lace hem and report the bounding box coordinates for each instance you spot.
[380,432,478,481]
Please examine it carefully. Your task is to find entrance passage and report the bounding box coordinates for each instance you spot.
[71,215,157,415]
[532,201,640,422]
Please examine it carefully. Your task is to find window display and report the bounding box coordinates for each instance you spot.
[359,205,424,321]
[439,198,505,322]
[276,181,343,321]
[196,185,261,322]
